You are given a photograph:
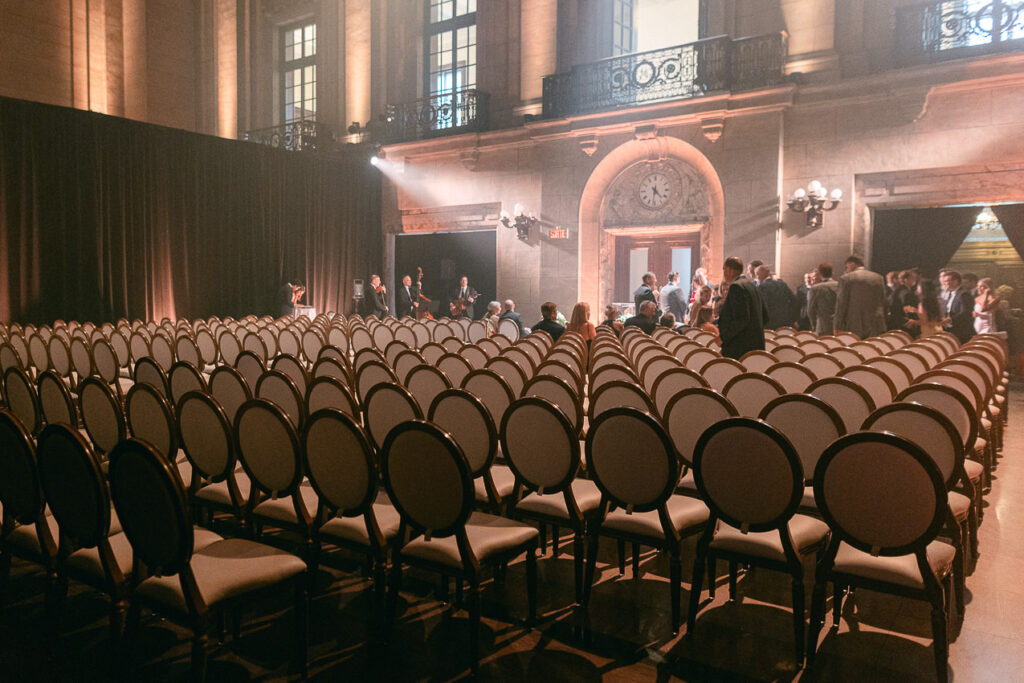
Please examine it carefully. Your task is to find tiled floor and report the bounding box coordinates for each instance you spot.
[1,389,1021,681]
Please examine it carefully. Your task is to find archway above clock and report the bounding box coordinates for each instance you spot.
[578,135,724,312]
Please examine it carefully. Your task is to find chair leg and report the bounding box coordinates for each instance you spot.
[526,544,537,624]
[968,506,980,561]
[687,543,707,635]
[728,560,738,601]
[670,553,681,635]
[552,525,560,558]
[0,548,12,602]
[807,568,832,665]
[632,543,641,581]
[832,583,843,625]
[469,581,482,675]
[617,539,625,575]
[707,555,717,599]
[582,532,601,607]
[931,604,949,683]
[953,540,966,618]
[539,524,547,556]
[385,560,402,639]
[573,532,584,605]
[791,575,805,667]
[191,630,209,683]
[294,577,308,678]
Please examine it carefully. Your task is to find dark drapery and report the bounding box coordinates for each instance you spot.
[871,206,981,278]
[0,97,381,325]
[991,204,1024,261]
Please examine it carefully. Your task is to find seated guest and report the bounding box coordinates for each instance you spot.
[565,301,596,342]
[688,285,714,326]
[499,299,525,337]
[659,313,677,329]
[531,301,565,341]
[485,300,501,329]
[624,300,658,335]
[599,304,624,336]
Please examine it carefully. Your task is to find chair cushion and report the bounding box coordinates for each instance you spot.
[117,377,134,393]
[832,540,956,589]
[973,438,988,458]
[709,514,829,562]
[677,470,697,493]
[474,465,516,503]
[401,511,538,570]
[963,459,983,483]
[252,485,318,526]
[980,417,992,433]
[65,527,223,582]
[195,476,252,509]
[7,514,59,559]
[948,492,971,522]
[602,495,709,540]
[136,538,306,613]
[319,503,402,547]
[801,485,817,510]
[516,479,602,521]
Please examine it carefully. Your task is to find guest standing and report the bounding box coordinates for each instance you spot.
[754,265,797,330]
[660,271,688,322]
[834,255,886,339]
[941,270,974,343]
[808,263,839,336]
[633,272,661,318]
[718,256,769,359]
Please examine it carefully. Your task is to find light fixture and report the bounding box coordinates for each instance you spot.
[369,155,380,166]
[787,180,842,228]
[498,203,538,241]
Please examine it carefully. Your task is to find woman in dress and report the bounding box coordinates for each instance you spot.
[688,285,714,326]
[565,301,597,342]
[973,277,1001,335]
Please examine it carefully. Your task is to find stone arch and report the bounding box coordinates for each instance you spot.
[578,136,725,311]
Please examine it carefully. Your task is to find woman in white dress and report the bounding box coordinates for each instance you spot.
[973,277,1001,335]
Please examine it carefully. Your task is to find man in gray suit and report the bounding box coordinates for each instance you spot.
[834,255,886,338]
[660,271,688,322]
[807,262,839,335]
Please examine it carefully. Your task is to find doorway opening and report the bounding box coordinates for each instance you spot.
[612,229,700,309]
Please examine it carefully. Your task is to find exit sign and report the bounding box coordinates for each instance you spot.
[548,228,568,239]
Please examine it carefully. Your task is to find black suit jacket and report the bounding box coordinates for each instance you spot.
[718,275,769,359]
[498,310,524,336]
[946,288,974,343]
[531,318,565,341]
[633,284,661,318]
[450,285,479,319]
[276,283,295,318]
[366,288,389,318]
[396,285,420,318]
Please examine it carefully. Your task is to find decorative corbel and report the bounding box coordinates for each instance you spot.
[701,118,725,143]
[460,148,480,171]
[578,134,599,156]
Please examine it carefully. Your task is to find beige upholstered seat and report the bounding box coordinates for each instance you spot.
[402,511,539,568]
[711,515,829,562]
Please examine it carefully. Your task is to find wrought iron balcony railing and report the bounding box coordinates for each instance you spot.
[243,120,335,152]
[895,0,1024,65]
[542,32,787,119]
[381,89,490,144]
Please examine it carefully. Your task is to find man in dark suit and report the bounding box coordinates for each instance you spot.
[396,274,420,318]
[754,265,797,330]
[624,300,658,335]
[633,272,661,319]
[941,269,975,343]
[718,256,768,359]
[450,275,479,319]
[499,299,524,337]
[276,279,305,318]
[365,274,389,318]
[660,271,688,322]
[834,255,886,338]
[531,301,564,341]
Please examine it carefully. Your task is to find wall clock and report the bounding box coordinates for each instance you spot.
[638,172,671,209]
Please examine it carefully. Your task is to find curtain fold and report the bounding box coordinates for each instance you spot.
[991,204,1024,261]
[871,206,981,278]
[0,96,380,325]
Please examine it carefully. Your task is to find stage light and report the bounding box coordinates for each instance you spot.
[370,155,380,166]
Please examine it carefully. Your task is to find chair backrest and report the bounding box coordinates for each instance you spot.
[208,365,252,425]
[218,330,242,366]
[0,410,45,526]
[915,369,982,412]
[586,407,677,512]
[394,349,426,384]
[134,356,170,398]
[48,336,73,378]
[537,359,584,394]
[522,375,582,435]
[196,328,219,365]
[3,366,40,435]
[694,418,802,531]
[126,383,178,458]
[814,432,946,557]
[501,397,579,495]
[829,347,864,368]
[235,399,303,496]
[150,334,175,371]
[800,353,843,380]
[271,354,309,396]
[739,350,778,374]
[255,370,305,430]
[303,409,377,516]
[588,379,655,422]
[381,420,473,538]
[69,337,93,378]
[896,383,977,451]
[662,388,738,466]
[37,370,77,428]
[363,383,423,450]
[837,366,895,411]
[108,438,194,577]
[28,335,49,373]
[177,391,235,481]
[405,365,453,415]
[862,402,963,489]
[863,357,913,395]
[428,389,496,476]
[355,360,399,405]
[461,369,515,430]
[649,367,708,418]
[700,357,746,393]
[168,361,206,407]
[683,347,719,372]
[764,361,817,394]
[305,376,359,418]
[234,350,266,393]
[721,373,786,418]
[91,338,120,385]
[772,345,806,363]
[759,394,845,482]
[175,335,202,368]
[78,377,126,455]
[36,425,111,550]
[806,376,876,434]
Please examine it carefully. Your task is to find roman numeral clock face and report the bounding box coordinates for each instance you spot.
[638,173,671,209]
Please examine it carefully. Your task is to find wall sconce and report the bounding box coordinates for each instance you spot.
[787,180,842,228]
[499,203,538,241]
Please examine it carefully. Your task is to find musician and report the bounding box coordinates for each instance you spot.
[396,274,420,318]
[450,275,479,319]
[276,279,305,318]
[366,274,389,318]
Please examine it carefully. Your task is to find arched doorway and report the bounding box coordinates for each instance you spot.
[578,136,725,311]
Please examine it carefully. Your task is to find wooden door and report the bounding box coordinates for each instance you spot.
[614,233,699,305]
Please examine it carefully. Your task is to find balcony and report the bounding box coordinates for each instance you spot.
[541,32,787,119]
[243,120,335,152]
[895,0,1024,66]
[381,89,490,144]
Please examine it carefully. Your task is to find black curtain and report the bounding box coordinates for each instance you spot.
[871,206,981,277]
[0,96,381,325]
[991,204,1024,260]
